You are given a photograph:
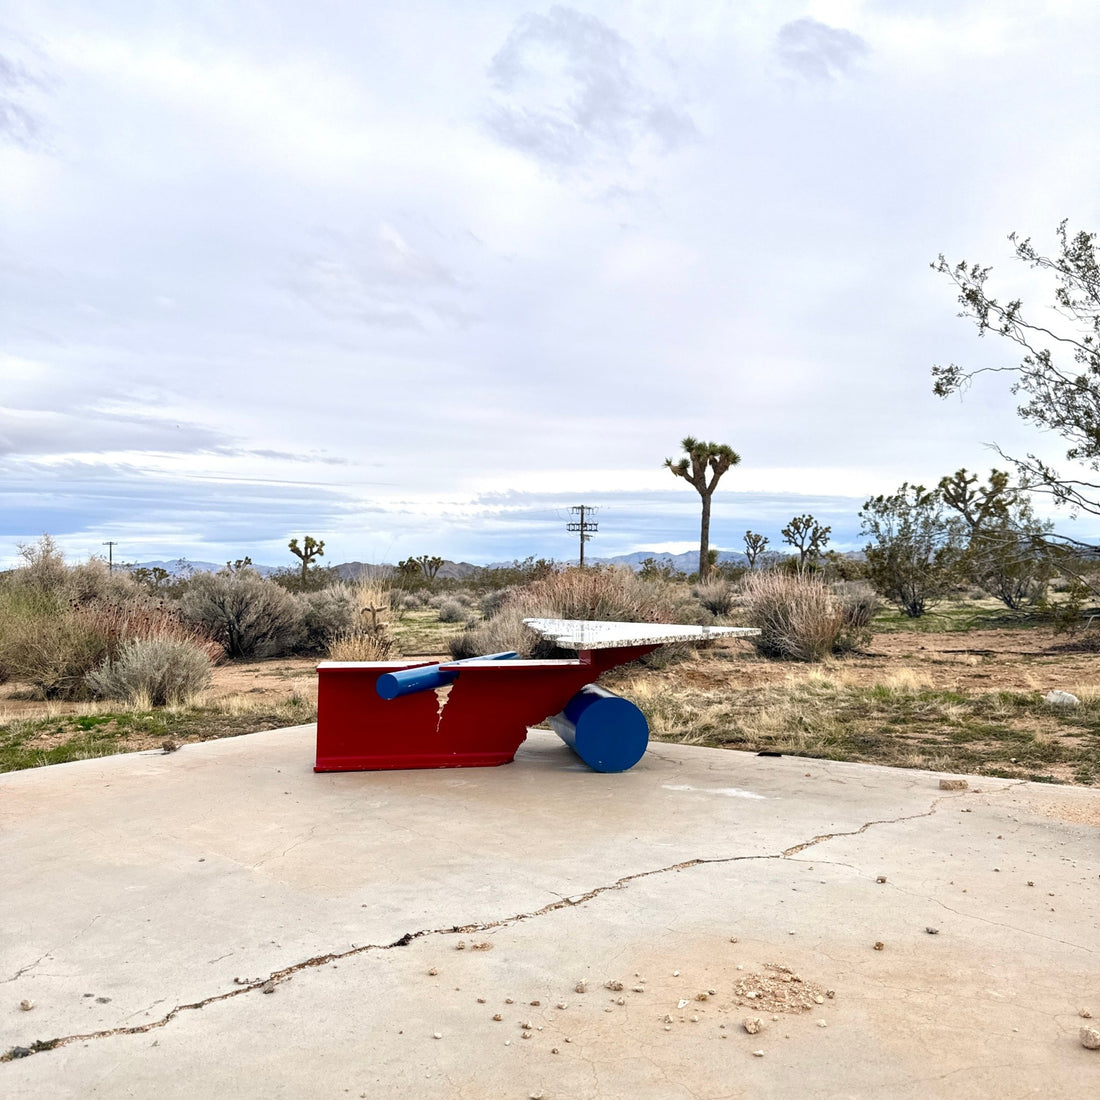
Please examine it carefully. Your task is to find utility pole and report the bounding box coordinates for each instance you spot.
[567,505,598,567]
[102,541,116,573]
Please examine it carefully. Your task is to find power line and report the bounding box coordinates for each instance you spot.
[566,505,598,566]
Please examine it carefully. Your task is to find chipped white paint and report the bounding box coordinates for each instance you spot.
[663,784,766,800]
[523,618,759,650]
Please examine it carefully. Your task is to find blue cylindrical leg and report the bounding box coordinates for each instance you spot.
[548,684,649,773]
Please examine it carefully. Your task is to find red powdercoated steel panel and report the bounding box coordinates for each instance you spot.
[314,646,658,771]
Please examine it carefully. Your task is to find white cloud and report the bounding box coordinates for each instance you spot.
[774,18,870,83]
[485,5,696,170]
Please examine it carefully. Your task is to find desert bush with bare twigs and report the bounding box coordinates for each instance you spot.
[740,571,870,662]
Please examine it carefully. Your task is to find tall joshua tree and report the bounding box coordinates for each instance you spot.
[664,437,741,580]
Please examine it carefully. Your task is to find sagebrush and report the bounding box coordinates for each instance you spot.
[87,637,213,706]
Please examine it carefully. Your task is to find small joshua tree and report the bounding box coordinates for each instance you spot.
[288,536,325,585]
[781,514,831,570]
[743,531,769,570]
[664,437,741,580]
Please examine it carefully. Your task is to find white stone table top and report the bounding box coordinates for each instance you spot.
[523,617,760,651]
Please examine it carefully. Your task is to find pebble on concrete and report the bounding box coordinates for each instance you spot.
[1080,1027,1100,1050]
[743,1018,762,1035]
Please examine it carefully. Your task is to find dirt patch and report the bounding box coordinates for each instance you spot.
[1013,793,1100,827]
[206,657,319,704]
[694,628,1098,696]
[732,963,832,1015]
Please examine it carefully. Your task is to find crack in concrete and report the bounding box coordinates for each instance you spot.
[0,793,964,1064]
[1,953,51,985]
[779,800,948,856]
[3,915,103,985]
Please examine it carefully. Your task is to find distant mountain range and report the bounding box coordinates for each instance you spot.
[127,551,749,578]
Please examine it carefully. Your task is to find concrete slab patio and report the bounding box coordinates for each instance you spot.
[2,725,1098,1098]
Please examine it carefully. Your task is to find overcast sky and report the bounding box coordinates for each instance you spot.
[3,1,1100,569]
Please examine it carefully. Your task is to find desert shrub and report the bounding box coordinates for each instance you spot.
[320,580,397,660]
[693,578,736,617]
[518,566,703,624]
[14,534,69,594]
[0,538,222,698]
[295,587,357,653]
[180,568,302,658]
[833,581,880,630]
[449,606,534,660]
[449,567,704,660]
[741,571,869,662]
[398,593,423,611]
[87,637,213,706]
[0,580,221,699]
[437,598,466,623]
[0,589,219,700]
[479,586,513,618]
[0,595,109,699]
[327,629,396,661]
[860,484,964,617]
[67,559,142,605]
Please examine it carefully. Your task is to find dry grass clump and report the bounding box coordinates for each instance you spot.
[449,567,705,660]
[692,578,738,617]
[327,631,395,661]
[740,571,871,662]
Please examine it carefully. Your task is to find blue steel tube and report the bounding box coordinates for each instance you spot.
[547,683,650,773]
[375,651,518,700]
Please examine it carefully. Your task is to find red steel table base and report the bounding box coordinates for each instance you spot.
[314,645,657,771]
